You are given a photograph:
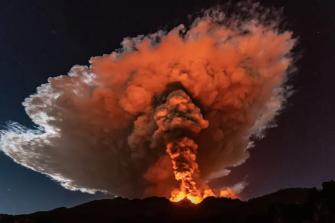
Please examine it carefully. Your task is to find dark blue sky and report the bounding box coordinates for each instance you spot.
[0,0,334,214]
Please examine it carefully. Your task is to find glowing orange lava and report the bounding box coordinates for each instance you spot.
[169,187,238,204]
[170,190,202,204]
[166,138,238,205]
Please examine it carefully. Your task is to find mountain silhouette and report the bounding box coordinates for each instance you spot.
[1,181,334,223]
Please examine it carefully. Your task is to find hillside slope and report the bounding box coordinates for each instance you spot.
[1,181,334,223]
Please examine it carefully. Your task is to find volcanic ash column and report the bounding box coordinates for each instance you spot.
[153,90,209,203]
[0,6,296,202]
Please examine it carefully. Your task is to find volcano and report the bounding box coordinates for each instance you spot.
[0,6,296,200]
[1,180,334,223]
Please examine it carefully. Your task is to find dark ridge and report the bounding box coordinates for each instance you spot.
[1,180,334,223]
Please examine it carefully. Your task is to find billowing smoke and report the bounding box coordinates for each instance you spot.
[0,6,295,199]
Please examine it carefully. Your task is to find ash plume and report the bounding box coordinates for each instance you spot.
[0,5,295,199]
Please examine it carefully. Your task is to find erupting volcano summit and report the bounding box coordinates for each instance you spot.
[0,6,295,203]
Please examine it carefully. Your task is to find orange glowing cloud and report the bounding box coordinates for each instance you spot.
[0,5,295,201]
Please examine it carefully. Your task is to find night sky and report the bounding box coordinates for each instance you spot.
[0,0,334,214]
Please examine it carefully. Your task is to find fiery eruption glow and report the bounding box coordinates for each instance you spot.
[166,138,202,204]
[153,90,216,203]
[0,4,295,203]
